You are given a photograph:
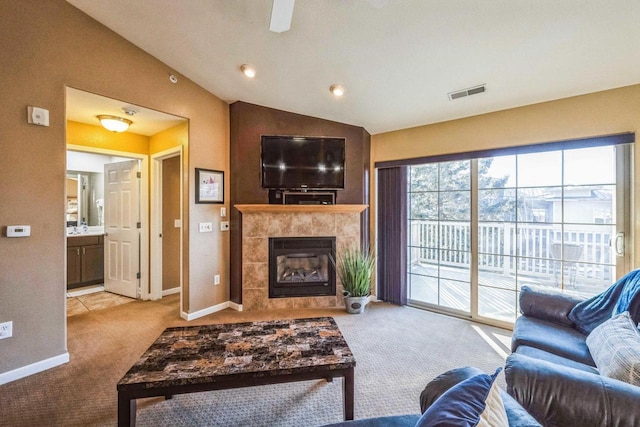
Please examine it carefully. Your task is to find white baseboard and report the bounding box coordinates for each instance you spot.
[228,301,243,312]
[181,301,231,321]
[179,300,244,321]
[162,287,180,297]
[0,352,69,385]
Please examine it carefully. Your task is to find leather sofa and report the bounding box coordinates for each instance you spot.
[325,366,540,426]
[505,285,640,426]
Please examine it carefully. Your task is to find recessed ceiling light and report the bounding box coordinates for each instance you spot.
[240,64,256,78]
[330,84,345,97]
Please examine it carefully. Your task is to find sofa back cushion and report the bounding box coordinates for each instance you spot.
[586,311,640,386]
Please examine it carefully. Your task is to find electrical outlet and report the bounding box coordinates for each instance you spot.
[220,221,229,231]
[0,321,13,340]
[214,275,220,285]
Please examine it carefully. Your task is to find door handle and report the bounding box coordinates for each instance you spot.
[615,232,625,256]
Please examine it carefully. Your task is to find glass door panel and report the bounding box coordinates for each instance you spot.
[478,156,518,321]
[408,160,471,314]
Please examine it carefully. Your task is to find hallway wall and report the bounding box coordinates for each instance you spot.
[0,1,229,378]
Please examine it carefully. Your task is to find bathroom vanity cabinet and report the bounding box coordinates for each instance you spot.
[67,235,104,289]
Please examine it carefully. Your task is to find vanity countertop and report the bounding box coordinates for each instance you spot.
[67,226,104,237]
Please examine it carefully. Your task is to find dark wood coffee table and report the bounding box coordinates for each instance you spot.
[117,317,356,426]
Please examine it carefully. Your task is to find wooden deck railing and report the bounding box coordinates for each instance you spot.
[409,220,614,286]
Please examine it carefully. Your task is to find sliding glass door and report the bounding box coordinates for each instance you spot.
[407,144,630,325]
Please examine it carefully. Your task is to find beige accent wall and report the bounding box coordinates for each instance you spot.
[0,1,228,375]
[371,85,640,267]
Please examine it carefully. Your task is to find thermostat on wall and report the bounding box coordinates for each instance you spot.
[7,225,31,237]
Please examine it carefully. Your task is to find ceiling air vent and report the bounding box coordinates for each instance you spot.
[448,84,486,101]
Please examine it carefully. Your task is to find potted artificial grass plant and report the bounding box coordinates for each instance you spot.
[337,245,375,314]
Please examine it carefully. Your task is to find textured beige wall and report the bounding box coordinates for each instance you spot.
[0,1,228,375]
[371,85,640,268]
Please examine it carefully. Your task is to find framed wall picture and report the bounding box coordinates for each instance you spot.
[196,168,224,204]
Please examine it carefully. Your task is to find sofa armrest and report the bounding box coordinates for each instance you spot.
[419,366,483,411]
[505,353,640,427]
[519,285,584,327]
[420,366,541,426]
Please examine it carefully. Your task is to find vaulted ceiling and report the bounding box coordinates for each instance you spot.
[67,0,640,134]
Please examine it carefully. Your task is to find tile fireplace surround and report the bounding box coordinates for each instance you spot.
[235,204,368,311]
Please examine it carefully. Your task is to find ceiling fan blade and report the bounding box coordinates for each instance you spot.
[270,0,295,33]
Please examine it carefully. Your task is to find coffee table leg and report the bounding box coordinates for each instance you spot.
[118,392,136,427]
[343,368,354,420]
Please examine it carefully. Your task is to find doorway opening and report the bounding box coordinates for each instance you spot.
[65,87,187,315]
[151,147,184,303]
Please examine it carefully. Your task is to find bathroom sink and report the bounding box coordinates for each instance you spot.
[67,226,104,236]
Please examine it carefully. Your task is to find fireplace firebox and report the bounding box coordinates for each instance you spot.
[268,237,336,298]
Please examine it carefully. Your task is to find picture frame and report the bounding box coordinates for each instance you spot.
[195,168,224,204]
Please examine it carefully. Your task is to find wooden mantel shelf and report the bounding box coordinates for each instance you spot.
[234,204,368,214]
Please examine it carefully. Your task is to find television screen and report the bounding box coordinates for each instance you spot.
[261,136,345,190]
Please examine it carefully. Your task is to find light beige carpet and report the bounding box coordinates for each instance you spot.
[0,295,511,427]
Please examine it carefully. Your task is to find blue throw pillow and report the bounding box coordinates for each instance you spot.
[415,368,502,427]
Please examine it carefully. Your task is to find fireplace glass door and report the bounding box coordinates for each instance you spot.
[269,237,336,298]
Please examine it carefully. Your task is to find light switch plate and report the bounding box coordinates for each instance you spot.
[199,222,213,232]
[220,221,229,231]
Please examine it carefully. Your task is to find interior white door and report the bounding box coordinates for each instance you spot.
[104,160,140,298]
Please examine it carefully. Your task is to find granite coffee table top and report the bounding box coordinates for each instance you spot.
[117,317,355,391]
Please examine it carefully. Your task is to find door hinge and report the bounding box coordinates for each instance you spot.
[137,272,141,279]
[136,171,141,179]
[137,222,141,229]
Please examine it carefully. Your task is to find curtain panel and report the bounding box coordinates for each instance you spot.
[376,166,408,305]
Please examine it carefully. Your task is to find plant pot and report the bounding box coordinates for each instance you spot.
[344,296,368,314]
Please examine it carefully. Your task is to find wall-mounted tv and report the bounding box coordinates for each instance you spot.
[261,135,346,190]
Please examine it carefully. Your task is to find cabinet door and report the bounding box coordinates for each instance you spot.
[67,247,82,288]
[82,244,104,284]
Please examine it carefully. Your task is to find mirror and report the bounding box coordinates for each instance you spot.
[65,170,104,227]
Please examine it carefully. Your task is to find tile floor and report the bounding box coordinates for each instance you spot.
[67,290,135,317]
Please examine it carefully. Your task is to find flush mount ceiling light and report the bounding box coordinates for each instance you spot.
[97,115,132,133]
[240,64,256,78]
[330,84,345,97]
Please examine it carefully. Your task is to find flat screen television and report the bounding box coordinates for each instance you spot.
[261,135,345,190]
